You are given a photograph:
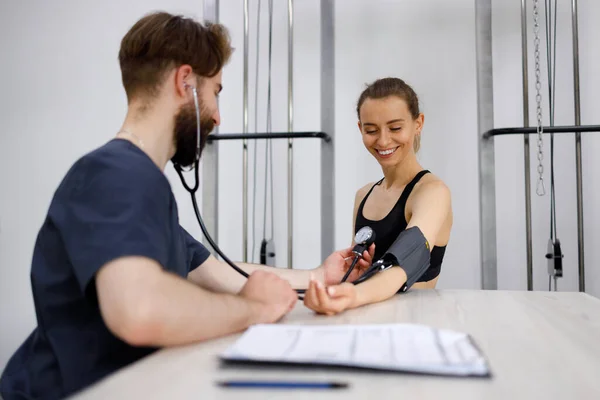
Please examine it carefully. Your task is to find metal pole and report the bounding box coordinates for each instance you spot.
[202,0,220,257]
[287,0,294,269]
[487,124,600,137]
[320,0,335,263]
[475,0,497,290]
[521,0,533,291]
[243,0,249,262]
[572,0,585,292]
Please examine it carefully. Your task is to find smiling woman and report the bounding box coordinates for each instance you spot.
[303,77,454,316]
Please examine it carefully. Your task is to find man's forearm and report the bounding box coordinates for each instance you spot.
[352,267,407,308]
[188,257,320,294]
[122,271,264,347]
[236,263,318,290]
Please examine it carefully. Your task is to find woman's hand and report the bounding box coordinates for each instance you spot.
[303,275,358,316]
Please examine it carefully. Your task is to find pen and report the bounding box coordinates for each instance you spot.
[216,380,349,389]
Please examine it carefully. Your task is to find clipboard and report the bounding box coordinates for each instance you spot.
[219,323,491,378]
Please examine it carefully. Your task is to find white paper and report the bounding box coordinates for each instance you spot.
[220,323,490,376]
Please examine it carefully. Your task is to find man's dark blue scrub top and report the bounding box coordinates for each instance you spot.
[0,139,211,400]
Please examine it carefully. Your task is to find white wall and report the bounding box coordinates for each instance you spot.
[1,0,599,373]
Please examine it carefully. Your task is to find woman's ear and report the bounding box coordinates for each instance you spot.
[416,113,425,133]
[357,120,362,132]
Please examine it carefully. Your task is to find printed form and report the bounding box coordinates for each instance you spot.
[220,324,490,377]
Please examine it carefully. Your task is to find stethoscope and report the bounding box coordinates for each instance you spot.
[174,84,382,301]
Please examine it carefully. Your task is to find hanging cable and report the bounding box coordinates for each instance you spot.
[260,0,276,266]
[269,0,275,246]
[251,0,262,263]
[543,0,562,292]
[544,0,558,244]
[262,0,271,245]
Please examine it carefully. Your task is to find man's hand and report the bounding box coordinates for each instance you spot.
[239,270,298,323]
[318,244,375,286]
[303,277,357,316]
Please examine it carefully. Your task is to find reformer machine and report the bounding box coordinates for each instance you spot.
[477,0,599,292]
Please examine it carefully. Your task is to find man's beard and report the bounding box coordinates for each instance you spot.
[171,99,215,168]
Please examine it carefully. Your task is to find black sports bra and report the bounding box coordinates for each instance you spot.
[354,170,446,283]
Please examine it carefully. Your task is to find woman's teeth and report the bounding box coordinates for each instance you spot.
[377,148,397,156]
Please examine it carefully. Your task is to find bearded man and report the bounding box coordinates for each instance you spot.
[0,11,372,400]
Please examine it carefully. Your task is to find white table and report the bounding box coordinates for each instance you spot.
[71,289,600,399]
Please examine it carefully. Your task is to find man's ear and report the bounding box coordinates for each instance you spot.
[175,64,194,98]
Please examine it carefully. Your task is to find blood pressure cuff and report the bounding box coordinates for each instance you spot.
[380,226,431,292]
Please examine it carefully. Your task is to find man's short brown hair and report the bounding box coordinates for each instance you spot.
[118,11,233,102]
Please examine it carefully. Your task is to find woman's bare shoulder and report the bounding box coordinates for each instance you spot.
[357,182,375,196]
[416,172,451,195]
